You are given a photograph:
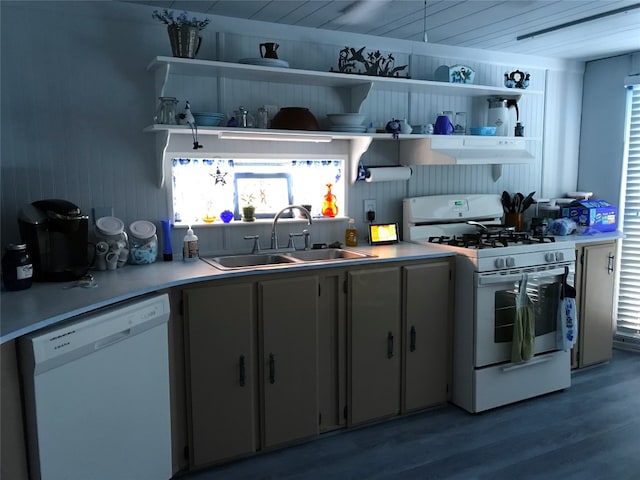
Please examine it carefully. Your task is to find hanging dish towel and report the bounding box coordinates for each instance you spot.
[557,266,578,351]
[511,273,535,363]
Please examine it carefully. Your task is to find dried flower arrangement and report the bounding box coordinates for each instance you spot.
[152,9,210,30]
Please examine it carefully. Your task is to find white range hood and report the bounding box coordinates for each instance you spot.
[399,136,534,166]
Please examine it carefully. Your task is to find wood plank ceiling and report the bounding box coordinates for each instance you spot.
[129,0,640,62]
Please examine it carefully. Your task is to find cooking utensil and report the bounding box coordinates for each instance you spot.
[466,220,516,234]
[521,191,536,212]
[501,191,512,213]
[512,193,523,213]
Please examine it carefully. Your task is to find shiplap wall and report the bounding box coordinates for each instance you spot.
[0,1,578,256]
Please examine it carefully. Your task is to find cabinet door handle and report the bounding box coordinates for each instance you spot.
[269,353,276,384]
[387,332,394,359]
[607,253,615,274]
[239,354,246,387]
[410,326,416,352]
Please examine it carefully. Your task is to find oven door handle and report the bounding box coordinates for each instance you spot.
[478,267,569,286]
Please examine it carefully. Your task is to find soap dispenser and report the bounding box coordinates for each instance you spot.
[182,226,199,262]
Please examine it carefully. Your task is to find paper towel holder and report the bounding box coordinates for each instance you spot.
[361,165,412,183]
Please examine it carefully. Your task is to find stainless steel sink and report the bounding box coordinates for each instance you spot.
[202,248,375,270]
[283,248,373,261]
[202,253,297,270]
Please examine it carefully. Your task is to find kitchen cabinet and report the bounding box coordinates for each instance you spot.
[316,270,348,433]
[184,274,320,465]
[347,259,454,425]
[574,240,618,368]
[402,261,453,412]
[184,283,258,467]
[348,267,402,425]
[0,340,29,480]
[259,275,319,448]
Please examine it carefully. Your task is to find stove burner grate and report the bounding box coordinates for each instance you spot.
[428,232,555,249]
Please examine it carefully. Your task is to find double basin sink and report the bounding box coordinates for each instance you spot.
[202,248,375,270]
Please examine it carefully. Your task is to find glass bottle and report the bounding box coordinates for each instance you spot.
[2,244,33,291]
[154,96,178,125]
[345,218,358,246]
[321,183,338,218]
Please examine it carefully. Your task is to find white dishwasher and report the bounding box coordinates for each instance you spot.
[19,293,172,480]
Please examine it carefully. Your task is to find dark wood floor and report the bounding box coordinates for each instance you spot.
[180,349,640,480]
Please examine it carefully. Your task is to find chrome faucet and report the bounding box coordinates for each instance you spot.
[270,205,312,250]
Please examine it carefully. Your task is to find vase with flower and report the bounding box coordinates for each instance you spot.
[152,9,211,59]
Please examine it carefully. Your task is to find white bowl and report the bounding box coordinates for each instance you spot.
[326,113,366,127]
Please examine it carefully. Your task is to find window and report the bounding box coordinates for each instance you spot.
[170,157,345,224]
[616,80,640,340]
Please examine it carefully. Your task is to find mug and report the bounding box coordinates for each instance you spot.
[434,115,454,135]
[95,241,109,271]
[106,251,119,270]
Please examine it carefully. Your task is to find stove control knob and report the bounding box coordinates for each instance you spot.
[545,252,555,262]
[495,258,506,269]
[555,251,565,261]
[506,257,516,268]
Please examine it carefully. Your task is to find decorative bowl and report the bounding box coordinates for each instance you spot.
[271,107,320,131]
[326,113,366,127]
[193,112,225,127]
[469,126,497,136]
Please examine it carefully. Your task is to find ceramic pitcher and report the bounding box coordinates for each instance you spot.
[260,42,279,59]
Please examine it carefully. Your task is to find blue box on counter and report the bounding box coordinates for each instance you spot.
[562,199,617,232]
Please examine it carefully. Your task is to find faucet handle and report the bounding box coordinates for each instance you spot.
[287,232,304,250]
[244,235,261,254]
[303,229,311,250]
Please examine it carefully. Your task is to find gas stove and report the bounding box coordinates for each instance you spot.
[403,194,575,272]
[404,194,575,413]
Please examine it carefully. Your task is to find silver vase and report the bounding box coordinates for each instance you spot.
[167,25,201,59]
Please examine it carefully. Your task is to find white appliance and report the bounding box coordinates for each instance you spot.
[19,294,172,480]
[403,194,575,413]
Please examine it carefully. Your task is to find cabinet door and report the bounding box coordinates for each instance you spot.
[317,271,347,433]
[184,284,257,467]
[348,267,401,425]
[260,276,319,448]
[579,242,616,367]
[403,261,452,412]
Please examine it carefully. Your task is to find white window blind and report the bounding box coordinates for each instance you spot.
[617,79,640,340]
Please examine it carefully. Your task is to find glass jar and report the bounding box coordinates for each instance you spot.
[154,96,179,125]
[95,216,129,267]
[2,244,33,291]
[128,220,158,265]
[454,112,466,135]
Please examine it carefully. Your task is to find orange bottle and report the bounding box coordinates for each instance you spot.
[321,183,338,218]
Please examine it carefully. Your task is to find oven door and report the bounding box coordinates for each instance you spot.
[475,264,574,367]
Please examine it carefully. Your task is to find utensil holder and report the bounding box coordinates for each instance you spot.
[505,213,524,231]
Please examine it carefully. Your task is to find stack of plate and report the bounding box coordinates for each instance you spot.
[327,113,367,133]
[329,125,367,133]
[192,112,225,127]
[239,58,289,68]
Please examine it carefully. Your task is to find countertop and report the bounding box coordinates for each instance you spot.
[1,243,454,344]
[553,230,624,244]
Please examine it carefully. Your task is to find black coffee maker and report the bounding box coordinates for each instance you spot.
[18,199,89,281]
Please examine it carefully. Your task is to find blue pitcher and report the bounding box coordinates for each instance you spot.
[434,115,454,135]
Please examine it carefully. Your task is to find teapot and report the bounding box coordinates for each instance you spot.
[260,42,279,59]
[433,115,454,135]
